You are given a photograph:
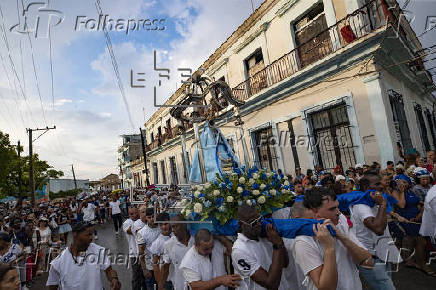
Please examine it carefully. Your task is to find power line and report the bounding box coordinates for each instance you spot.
[402,0,412,10]
[0,2,36,127]
[32,128,49,142]
[0,3,27,102]
[418,24,436,38]
[47,0,55,110]
[16,0,26,97]
[0,44,27,129]
[24,20,48,126]
[95,0,135,130]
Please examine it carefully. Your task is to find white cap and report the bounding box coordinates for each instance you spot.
[355,163,363,169]
[396,163,404,169]
[335,175,346,182]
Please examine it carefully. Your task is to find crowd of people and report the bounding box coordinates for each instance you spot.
[0,190,130,289]
[0,150,434,290]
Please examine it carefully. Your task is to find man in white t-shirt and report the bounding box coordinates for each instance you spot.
[232,204,289,290]
[420,184,436,239]
[109,196,123,236]
[81,199,98,240]
[282,202,314,290]
[350,173,400,290]
[150,212,173,290]
[294,187,374,290]
[46,221,121,290]
[180,229,241,290]
[133,206,147,235]
[160,214,195,290]
[123,206,146,290]
[137,207,161,289]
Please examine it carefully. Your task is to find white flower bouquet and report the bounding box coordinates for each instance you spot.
[182,166,294,225]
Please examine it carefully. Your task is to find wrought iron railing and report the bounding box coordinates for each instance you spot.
[232,0,389,101]
[147,0,396,149]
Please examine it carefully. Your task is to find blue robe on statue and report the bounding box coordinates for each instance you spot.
[189,122,239,183]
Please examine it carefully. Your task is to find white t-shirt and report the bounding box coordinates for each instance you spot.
[283,238,307,290]
[420,185,436,237]
[350,204,401,263]
[109,200,121,215]
[82,203,96,222]
[37,227,52,244]
[137,225,161,270]
[46,243,111,290]
[293,222,364,290]
[150,233,172,264]
[180,240,227,290]
[272,207,291,219]
[122,218,138,256]
[0,243,22,264]
[231,233,289,290]
[163,235,195,290]
[133,219,146,234]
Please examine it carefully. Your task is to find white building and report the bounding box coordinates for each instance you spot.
[48,178,90,193]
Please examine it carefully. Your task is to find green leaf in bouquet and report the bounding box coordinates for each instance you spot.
[263,205,272,214]
[269,200,284,208]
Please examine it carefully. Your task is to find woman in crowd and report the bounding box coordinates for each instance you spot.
[99,197,107,224]
[413,168,432,202]
[70,200,78,224]
[0,264,20,290]
[381,172,405,207]
[57,208,72,245]
[390,176,435,276]
[34,217,51,275]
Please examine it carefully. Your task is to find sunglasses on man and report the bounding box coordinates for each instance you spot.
[240,215,262,227]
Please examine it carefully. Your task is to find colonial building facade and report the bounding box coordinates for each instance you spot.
[143,0,435,185]
[118,134,142,188]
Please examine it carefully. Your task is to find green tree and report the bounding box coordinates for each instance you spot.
[0,130,64,200]
[0,132,19,198]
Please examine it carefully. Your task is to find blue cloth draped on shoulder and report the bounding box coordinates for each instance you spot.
[189,122,239,183]
[295,195,304,202]
[188,216,335,237]
[337,190,398,212]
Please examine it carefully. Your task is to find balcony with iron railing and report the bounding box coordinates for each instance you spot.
[146,0,410,152]
[232,0,392,101]
[145,121,194,151]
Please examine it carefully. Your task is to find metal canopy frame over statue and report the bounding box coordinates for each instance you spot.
[169,71,248,184]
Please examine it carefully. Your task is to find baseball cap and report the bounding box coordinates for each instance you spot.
[335,175,346,182]
[355,163,363,169]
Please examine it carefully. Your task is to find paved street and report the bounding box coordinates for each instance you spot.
[30,221,436,289]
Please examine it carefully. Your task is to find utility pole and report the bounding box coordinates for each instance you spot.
[16,141,23,209]
[27,126,56,207]
[139,127,150,186]
[71,164,78,190]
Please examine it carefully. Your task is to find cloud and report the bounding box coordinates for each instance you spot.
[1,0,432,181]
[54,98,72,106]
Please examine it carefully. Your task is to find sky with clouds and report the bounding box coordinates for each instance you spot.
[0,0,434,181]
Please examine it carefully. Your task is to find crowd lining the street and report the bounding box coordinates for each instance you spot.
[0,150,435,289]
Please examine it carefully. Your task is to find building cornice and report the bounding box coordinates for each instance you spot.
[275,0,299,17]
[234,21,270,53]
